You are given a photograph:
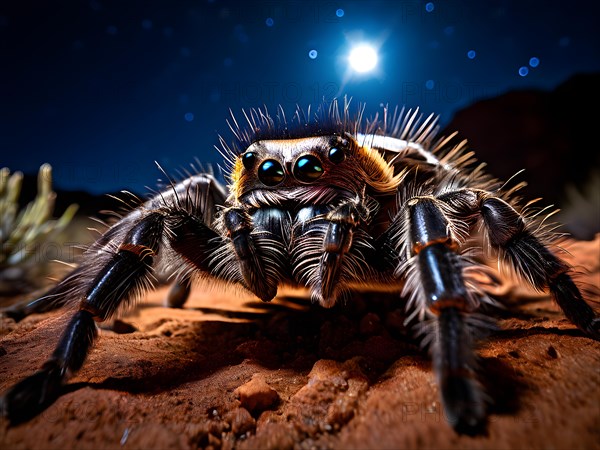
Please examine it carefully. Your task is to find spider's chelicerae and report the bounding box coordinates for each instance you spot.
[1,99,598,434]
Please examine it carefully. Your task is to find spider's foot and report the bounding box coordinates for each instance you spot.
[441,376,487,436]
[568,308,600,341]
[585,317,600,341]
[165,280,191,308]
[1,365,63,424]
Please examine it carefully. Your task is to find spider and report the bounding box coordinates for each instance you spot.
[1,99,598,435]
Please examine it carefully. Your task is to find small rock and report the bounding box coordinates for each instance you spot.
[235,376,280,413]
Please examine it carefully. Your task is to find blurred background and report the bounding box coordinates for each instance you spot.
[2,0,599,238]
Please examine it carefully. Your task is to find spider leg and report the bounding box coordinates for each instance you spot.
[1,211,164,422]
[1,174,231,422]
[477,195,599,339]
[165,275,192,308]
[398,196,486,434]
[1,210,154,321]
[3,174,228,319]
[438,188,599,338]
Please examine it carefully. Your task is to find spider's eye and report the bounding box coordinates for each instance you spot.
[258,159,285,186]
[328,146,345,164]
[242,151,257,170]
[293,155,323,182]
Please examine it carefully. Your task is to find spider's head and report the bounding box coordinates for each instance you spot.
[220,99,414,206]
[228,133,402,206]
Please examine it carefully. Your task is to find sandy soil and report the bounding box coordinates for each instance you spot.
[0,235,599,450]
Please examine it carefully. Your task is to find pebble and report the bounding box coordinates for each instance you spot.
[235,376,280,413]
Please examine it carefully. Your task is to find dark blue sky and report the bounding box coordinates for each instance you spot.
[2,0,599,194]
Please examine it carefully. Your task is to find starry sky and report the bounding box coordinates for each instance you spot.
[2,0,599,195]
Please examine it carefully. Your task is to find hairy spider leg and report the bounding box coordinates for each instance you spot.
[477,196,600,339]
[1,175,232,422]
[160,174,228,308]
[1,212,164,422]
[2,211,157,321]
[402,196,486,435]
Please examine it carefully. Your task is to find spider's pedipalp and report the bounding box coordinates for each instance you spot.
[291,198,377,308]
[218,206,290,302]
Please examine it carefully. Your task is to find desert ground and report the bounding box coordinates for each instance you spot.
[0,233,599,450]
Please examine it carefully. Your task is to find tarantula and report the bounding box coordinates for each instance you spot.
[1,99,598,434]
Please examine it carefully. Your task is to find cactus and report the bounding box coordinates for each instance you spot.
[0,164,78,296]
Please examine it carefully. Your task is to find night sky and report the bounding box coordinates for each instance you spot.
[2,0,599,195]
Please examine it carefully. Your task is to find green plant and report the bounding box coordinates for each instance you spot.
[0,164,78,295]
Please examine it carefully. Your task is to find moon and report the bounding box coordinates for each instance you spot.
[348,44,378,73]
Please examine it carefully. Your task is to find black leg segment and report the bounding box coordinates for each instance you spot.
[480,197,599,339]
[2,310,97,423]
[1,212,167,423]
[406,197,486,434]
[436,307,486,434]
[81,211,164,320]
[408,198,472,313]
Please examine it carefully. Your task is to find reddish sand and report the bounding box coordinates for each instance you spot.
[0,235,599,450]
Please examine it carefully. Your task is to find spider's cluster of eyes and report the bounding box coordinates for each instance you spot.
[240,143,348,186]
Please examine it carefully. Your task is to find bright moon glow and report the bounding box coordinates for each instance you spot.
[348,44,378,73]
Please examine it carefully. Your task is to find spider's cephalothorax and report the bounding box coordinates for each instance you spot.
[1,99,598,434]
